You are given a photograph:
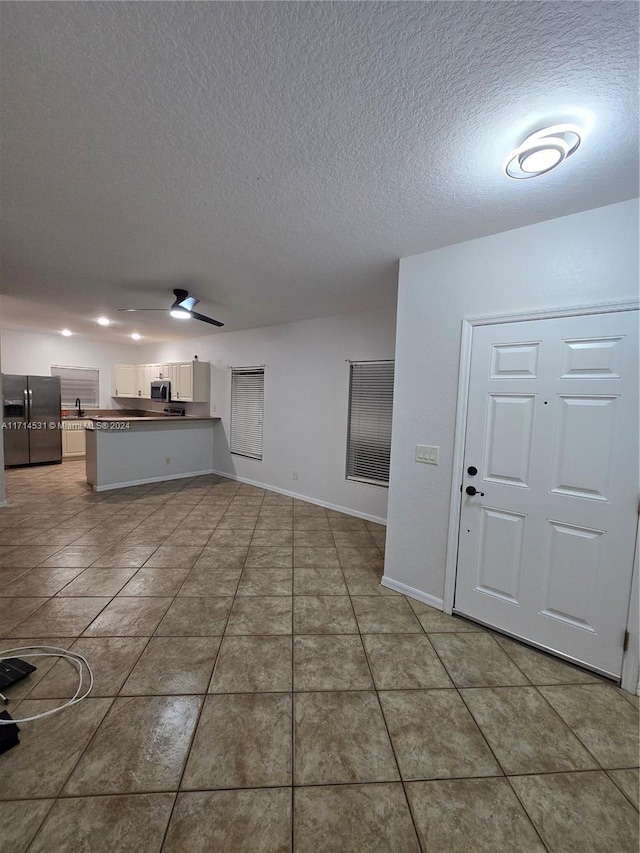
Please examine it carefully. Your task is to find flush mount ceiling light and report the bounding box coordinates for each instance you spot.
[505,124,582,179]
[131,332,141,340]
[60,328,73,337]
[96,317,111,326]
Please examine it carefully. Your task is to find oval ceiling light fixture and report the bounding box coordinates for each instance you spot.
[60,328,73,337]
[96,316,111,326]
[131,332,142,340]
[505,124,582,179]
[170,307,192,319]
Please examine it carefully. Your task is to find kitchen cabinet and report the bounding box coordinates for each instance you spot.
[112,365,136,398]
[112,360,210,403]
[171,361,210,402]
[62,420,91,457]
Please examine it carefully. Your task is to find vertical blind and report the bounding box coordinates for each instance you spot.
[230,368,265,460]
[346,360,395,486]
[51,366,100,407]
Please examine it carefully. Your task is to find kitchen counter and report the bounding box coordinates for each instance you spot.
[85,415,219,491]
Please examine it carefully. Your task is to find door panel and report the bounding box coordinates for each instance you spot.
[455,310,638,678]
[27,376,62,464]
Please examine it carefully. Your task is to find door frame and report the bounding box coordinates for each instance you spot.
[443,299,640,691]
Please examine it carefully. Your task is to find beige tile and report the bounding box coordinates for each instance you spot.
[177,566,241,596]
[0,567,30,588]
[156,596,233,635]
[28,528,89,548]
[538,684,640,768]
[217,516,258,530]
[293,567,347,595]
[351,596,422,633]
[209,636,292,693]
[292,516,330,531]
[38,546,109,568]
[294,691,398,785]
[0,698,112,798]
[83,597,171,636]
[0,800,54,853]
[163,789,291,853]
[194,546,248,569]
[56,567,137,597]
[90,545,158,568]
[226,596,292,635]
[379,689,501,781]
[28,794,175,853]
[337,547,383,570]
[163,528,214,547]
[0,545,64,568]
[331,530,378,548]
[461,687,598,774]
[293,547,340,568]
[0,567,85,597]
[406,778,545,852]
[244,546,292,568]
[327,516,368,531]
[250,529,293,547]
[64,695,202,795]
[429,633,529,687]
[294,596,357,634]
[342,566,392,596]
[494,635,600,684]
[208,528,254,546]
[294,635,373,691]
[121,636,220,695]
[511,771,639,853]
[30,637,149,698]
[294,783,420,853]
[608,769,639,810]
[236,568,292,596]
[363,634,453,689]
[0,636,74,700]
[258,506,292,517]
[408,599,484,632]
[182,693,292,789]
[117,567,190,596]
[143,545,202,569]
[255,516,292,530]
[8,597,107,637]
[293,530,335,547]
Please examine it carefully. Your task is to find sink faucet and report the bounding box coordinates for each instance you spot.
[75,398,84,417]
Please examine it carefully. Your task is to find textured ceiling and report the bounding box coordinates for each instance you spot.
[1,1,638,342]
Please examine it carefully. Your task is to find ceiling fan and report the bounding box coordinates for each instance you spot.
[118,289,224,327]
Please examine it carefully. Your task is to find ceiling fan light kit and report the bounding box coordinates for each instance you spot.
[505,124,582,179]
[118,288,224,327]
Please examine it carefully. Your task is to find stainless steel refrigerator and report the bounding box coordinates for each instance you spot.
[3,375,62,467]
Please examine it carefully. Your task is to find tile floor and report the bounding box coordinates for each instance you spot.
[0,459,638,852]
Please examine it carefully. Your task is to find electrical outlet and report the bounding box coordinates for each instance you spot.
[165,457,170,465]
[292,470,298,480]
[415,445,439,465]
[212,404,217,412]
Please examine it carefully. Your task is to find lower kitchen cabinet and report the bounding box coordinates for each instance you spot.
[62,420,91,457]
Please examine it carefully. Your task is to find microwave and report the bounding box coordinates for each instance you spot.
[151,380,171,401]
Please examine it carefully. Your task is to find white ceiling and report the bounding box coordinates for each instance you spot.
[1,1,638,343]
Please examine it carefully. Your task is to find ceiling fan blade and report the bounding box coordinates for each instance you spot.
[190,311,224,327]
[177,295,199,311]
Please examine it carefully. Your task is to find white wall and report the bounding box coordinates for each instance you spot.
[145,307,397,523]
[0,342,5,506]
[385,199,640,603]
[0,329,144,409]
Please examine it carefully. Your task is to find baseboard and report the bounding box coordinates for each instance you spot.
[0,500,7,509]
[381,576,444,610]
[211,469,387,526]
[92,469,216,492]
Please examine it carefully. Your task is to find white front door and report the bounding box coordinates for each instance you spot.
[454,310,638,678]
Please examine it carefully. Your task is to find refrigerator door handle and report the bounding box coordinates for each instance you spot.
[24,388,28,419]
[28,387,33,420]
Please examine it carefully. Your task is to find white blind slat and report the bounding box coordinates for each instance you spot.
[51,366,100,407]
[346,361,394,486]
[230,369,264,460]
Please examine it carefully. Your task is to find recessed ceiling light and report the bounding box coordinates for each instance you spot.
[170,308,192,319]
[96,317,111,326]
[60,329,73,337]
[506,124,582,179]
[131,332,142,340]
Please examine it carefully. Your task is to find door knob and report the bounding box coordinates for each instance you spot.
[466,486,485,497]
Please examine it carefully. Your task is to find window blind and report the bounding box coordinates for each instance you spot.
[230,368,264,460]
[51,366,100,408]
[346,360,394,486]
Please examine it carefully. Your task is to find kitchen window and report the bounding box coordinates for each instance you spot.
[346,360,395,486]
[230,367,264,460]
[51,366,100,408]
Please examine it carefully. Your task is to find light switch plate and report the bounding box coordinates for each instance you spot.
[415,444,439,465]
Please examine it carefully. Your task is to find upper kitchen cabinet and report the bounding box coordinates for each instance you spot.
[170,361,210,402]
[112,365,136,398]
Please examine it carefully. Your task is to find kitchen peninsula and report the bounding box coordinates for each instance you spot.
[85,413,220,491]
